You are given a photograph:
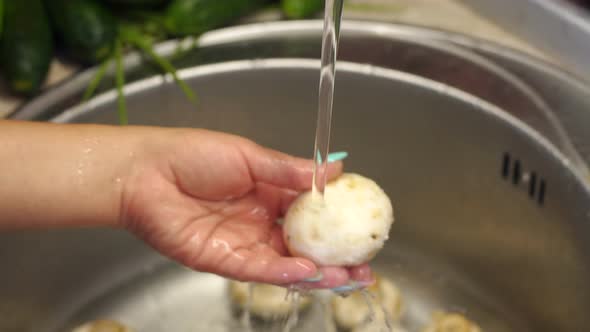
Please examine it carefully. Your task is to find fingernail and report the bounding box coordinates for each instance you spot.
[355,279,375,288]
[331,281,362,294]
[302,272,323,283]
[328,151,349,163]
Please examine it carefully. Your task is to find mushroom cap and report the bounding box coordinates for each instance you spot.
[283,173,394,266]
[422,312,482,332]
[72,320,135,332]
[331,274,404,329]
[228,281,311,319]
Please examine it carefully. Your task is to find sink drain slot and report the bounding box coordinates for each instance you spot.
[501,152,546,206]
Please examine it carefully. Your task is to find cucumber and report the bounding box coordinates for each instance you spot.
[0,0,4,38]
[103,0,170,7]
[281,0,323,19]
[45,0,117,65]
[1,0,53,96]
[164,0,273,36]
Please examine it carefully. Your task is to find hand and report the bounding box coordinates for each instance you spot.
[120,129,373,288]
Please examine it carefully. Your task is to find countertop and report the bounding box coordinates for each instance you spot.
[0,0,550,118]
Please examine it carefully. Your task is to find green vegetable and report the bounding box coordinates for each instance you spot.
[0,0,4,38]
[114,39,128,125]
[103,0,170,7]
[164,0,273,36]
[45,0,117,64]
[1,0,53,96]
[281,0,323,19]
[120,24,196,103]
[81,23,197,125]
[82,55,113,102]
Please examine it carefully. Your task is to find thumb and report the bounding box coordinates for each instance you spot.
[241,143,345,191]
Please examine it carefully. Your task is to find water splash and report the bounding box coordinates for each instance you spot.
[239,283,254,332]
[282,285,302,332]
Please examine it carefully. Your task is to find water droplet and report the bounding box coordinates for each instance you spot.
[247,206,269,220]
[231,251,246,261]
[210,238,231,252]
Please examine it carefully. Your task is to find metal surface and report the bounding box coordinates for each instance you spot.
[447,41,590,179]
[460,0,590,79]
[2,59,590,332]
[10,20,590,178]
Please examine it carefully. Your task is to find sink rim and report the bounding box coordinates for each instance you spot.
[50,57,590,193]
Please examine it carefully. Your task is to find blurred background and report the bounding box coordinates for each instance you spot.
[1,0,589,118]
[3,2,590,331]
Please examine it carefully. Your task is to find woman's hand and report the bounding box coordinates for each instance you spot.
[0,121,373,289]
[120,129,373,288]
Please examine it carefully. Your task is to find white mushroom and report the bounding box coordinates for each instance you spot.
[283,173,394,266]
[72,320,134,332]
[332,274,404,330]
[228,280,312,320]
[422,311,482,332]
[352,320,408,332]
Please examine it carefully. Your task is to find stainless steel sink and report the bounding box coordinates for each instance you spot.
[461,0,590,79]
[12,20,590,178]
[4,21,590,332]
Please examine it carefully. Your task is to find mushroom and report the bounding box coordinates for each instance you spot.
[283,173,394,266]
[71,320,134,332]
[422,311,482,332]
[228,280,312,320]
[332,274,404,330]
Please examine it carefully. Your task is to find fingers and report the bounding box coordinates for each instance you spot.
[294,264,375,290]
[253,183,299,220]
[277,188,300,216]
[192,237,374,290]
[348,263,375,284]
[268,224,289,256]
[296,266,350,289]
[240,142,344,191]
[167,130,345,201]
[213,250,319,285]
[216,260,374,290]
